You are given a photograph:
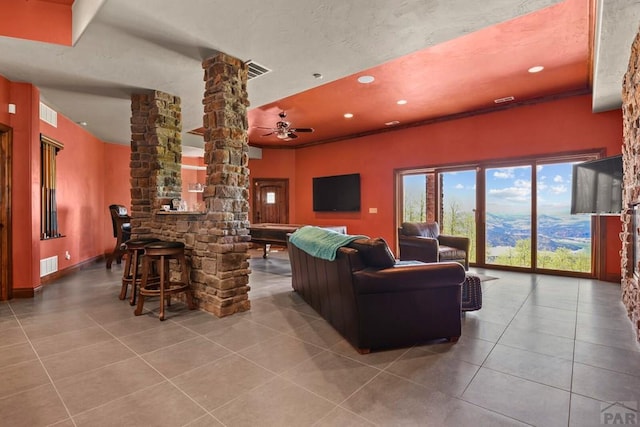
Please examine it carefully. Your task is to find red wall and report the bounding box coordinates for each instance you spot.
[0,0,73,46]
[103,142,132,253]
[0,74,131,291]
[251,95,623,265]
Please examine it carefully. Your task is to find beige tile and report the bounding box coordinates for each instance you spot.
[462,368,570,427]
[55,357,165,415]
[212,377,335,426]
[184,414,225,426]
[572,362,640,402]
[0,383,69,427]
[342,371,451,424]
[499,325,575,360]
[329,339,409,369]
[569,394,610,427]
[238,334,324,374]
[142,336,230,378]
[387,347,480,396]
[31,325,113,358]
[422,335,495,365]
[73,381,206,427]
[283,351,379,403]
[247,307,319,333]
[100,313,167,338]
[483,344,573,390]
[461,315,508,342]
[576,323,640,353]
[315,407,375,426]
[508,313,575,339]
[574,340,640,377]
[119,323,197,355]
[0,359,51,399]
[41,339,135,381]
[1,326,29,347]
[0,342,38,367]
[21,310,96,340]
[172,354,275,411]
[283,319,343,348]
[203,317,282,350]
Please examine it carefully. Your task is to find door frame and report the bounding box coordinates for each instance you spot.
[0,124,12,301]
[251,178,290,224]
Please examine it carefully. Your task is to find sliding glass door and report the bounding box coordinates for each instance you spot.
[397,153,596,275]
[485,165,532,268]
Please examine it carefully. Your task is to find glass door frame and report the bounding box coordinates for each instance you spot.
[395,149,604,278]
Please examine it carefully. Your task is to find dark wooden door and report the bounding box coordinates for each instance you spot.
[0,125,12,301]
[252,179,289,224]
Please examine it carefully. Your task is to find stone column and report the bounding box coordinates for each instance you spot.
[198,53,251,316]
[621,29,640,342]
[129,90,183,237]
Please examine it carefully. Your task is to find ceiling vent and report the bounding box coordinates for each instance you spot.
[494,96,515,104]
[246,60,271,80]
[39,102,58,128]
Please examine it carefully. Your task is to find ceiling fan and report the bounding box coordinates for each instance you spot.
[258,111,314,140]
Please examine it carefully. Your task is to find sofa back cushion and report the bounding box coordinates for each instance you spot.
[401,222,439,238]
[348,237,396,268]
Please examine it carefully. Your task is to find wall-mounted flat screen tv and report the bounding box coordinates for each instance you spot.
[313,173,361,212]
[570,155,623,214]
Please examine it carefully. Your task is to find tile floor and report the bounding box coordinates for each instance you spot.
[1,249,639,426]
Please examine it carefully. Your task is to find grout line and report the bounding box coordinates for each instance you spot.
[7,304,79,427]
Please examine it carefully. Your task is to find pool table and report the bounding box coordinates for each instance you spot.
[249,223,347,258]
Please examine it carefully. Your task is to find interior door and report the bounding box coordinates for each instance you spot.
[252,178,289,224]
[0,125,12,300]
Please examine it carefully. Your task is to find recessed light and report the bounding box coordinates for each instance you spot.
[344,113,354,118]
[528,65,544,73]
[357,75,375,84]
[494,96,515,104]
[77,121,88,126]
[385,120,400,126]
[313,73,323,79]
[396,99,407,105]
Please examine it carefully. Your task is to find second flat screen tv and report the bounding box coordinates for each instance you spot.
[313,173,361,212]
[570,155,623,214]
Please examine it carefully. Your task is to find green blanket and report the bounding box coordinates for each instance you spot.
[289,226,368,261]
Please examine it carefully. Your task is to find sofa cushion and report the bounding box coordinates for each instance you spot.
[348,237,396,268]
[439,245,466,261]
[401,222,439,238]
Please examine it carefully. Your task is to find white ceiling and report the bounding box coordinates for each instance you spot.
[0,0,637,150]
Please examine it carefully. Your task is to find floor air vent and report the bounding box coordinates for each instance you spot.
[247,60,271,80]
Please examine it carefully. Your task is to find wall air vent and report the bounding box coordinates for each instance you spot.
[246,60,271,80]
[39,102,58,127]
[494,96,515,104]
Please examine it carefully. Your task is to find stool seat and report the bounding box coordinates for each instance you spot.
[119,238,161,305]
[144,241,185,250]
[134,240,195,320]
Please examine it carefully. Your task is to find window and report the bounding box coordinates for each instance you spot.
[41,134,63,239]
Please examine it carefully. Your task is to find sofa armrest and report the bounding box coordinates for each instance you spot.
[352,262,465,294]
[438,234,469,252]
[398,235,438,262]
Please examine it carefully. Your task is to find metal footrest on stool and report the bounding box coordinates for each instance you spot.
[119,238,161,305]
[134,241,196,320]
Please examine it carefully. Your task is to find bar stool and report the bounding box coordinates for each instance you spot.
[134,241,195,320]
[119,238,161,305]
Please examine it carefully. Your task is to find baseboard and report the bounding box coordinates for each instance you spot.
[12,286,39,298]
[39,255,105,285]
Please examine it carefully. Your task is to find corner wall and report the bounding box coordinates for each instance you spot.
[621,29,640,342]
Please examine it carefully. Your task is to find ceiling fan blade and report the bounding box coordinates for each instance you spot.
[290,127,314,133]
[261,132,274,137]
[255,126,275,130]
[287,132,298,139]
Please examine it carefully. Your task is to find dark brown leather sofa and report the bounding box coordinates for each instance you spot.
[288,237,466,353]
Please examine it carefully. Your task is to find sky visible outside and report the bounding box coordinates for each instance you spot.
[404,162,577,216]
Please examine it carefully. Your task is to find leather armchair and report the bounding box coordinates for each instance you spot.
[398,221,469,270]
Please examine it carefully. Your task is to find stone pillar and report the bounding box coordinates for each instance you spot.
[198,53,251,317]
[621,28,640,342]
[130,90,183,236]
